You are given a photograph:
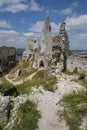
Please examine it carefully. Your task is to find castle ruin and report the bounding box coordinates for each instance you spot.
[23,16,69,73]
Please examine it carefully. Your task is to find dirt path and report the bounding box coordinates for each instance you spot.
[5,68,44,86]
[29,73,83,130]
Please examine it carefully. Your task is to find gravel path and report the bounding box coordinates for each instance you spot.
[28,73,83,130]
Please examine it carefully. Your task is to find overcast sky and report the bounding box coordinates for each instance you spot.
[0,0,87,50]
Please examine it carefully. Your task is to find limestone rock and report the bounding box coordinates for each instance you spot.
[22,38,39,61]
[41,16,52,54]
[0,95,11,125]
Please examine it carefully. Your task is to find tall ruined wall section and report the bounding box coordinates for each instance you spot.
[41,16,52,54]
[67,56,87,74]
[59,21,69,54]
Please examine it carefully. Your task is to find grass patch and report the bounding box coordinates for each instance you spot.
[5,100,41,130]
[0,77,32,96]
[0,69,57,96]
[60,90,87,130]
[65,71,78,75]
[17,69,57,93]
[32,70,57,92]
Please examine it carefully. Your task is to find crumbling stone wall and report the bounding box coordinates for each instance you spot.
[0,95,11,126]
[67,56,87,74]
[0,46,17,73]
[22,38,39,61]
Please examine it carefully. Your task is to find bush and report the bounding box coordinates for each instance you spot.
[0,78,14,95]
[78,73,85,80]
[68,50,73,56]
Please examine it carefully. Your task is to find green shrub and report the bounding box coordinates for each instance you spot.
[0,78,14,95]
[68,50,73,56]
[78,73,85,80]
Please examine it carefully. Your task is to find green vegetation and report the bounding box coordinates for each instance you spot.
[0,77,14,95]
[5,100,41,130]
[0,69,57,96]
[60,90,87,130]
[32,70,57,92]
[68,50,73,56]
[65,71,76,75]
[78,72,85,80]
[16,69,57,94]
[8,58,35,80]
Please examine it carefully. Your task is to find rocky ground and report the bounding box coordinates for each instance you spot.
[1,72,86,130]
[29,73,83,130]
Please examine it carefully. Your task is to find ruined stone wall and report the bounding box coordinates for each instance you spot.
[67,56,87,74]
[22,38,39,60]
[0,46,16,60]
[34,51,49,69]
[0,46,17,73]
[26,38,39,51]
[0,95,11,126]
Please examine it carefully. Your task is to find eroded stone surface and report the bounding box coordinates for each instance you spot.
[0,95,11,125]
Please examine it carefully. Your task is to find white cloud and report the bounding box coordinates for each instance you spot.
[68,32,87,50]
[52,7,73,15]
[0,20,12,28]
[0,0,28,13]
[52,1,78,16]
[23,32,34,37]
[30,0,44,11]
[71,1,79,7]
[52,9,59,13]
[64,14,87,49]
[0,0,19,6]
[0,29,26,48]
[29,21,43,32]
[0,0,43,13]
[65,14,87,30]
[0,30,19,36]
[61,8,73,15]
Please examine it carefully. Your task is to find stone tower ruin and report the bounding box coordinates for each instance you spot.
[41,16,52,54]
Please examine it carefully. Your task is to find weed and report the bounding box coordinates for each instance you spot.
[60,90,87,130]
[78,73,85,80]
[68,50,73,56]
[5,101,41,130]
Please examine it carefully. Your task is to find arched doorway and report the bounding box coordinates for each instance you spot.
[39,60,44,67]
